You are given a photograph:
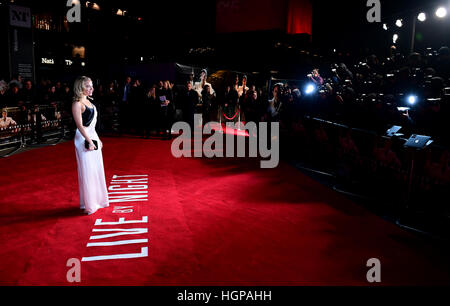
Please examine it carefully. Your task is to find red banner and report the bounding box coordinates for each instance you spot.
[216,0,312,35]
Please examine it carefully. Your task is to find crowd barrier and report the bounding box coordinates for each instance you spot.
[1,103,72,157]
[281,115,449,217]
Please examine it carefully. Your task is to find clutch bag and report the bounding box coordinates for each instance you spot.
[85,140,98,150]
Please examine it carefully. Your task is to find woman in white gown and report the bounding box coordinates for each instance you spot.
[72,76,109,215]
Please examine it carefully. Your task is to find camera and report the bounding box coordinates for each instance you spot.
[444,87,450,96]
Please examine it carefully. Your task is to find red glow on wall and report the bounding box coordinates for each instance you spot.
[286,0,312,35]
[216,0,312,36]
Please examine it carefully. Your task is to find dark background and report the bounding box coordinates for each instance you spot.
[2,0,450,81]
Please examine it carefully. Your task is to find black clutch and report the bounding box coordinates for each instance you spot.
[85,140,98,150]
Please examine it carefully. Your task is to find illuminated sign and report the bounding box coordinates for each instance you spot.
[41,58,55,64]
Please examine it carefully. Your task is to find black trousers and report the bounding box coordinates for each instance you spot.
[159,106,174,137]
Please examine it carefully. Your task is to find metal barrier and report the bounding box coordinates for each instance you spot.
[1,102,73,157]
[282,115,449,217]
[0,125,23,157]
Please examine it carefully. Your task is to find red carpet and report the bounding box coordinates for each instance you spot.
[1,136,450,286]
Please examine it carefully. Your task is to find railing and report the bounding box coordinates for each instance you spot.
[282,115,449,218]
[1,102,74,157]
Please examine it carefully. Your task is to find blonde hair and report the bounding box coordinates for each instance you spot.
[73,76,92,103]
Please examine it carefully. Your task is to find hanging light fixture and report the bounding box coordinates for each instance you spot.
[436,7,447,18]
[417,12,426,22]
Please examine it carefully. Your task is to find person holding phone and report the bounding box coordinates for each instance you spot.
[157,80,174,139]
[72,76,109,215]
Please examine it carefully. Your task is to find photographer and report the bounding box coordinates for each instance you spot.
[435,46,450,80]
[308,69,324,86]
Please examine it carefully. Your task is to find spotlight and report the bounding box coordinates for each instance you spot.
[395,19,403,27]
[436,7,447,18]
[417,12,426,22]
[305,84,316,95]
[382,23,388,30]
[407,95,418,105]
[393,34,399,44]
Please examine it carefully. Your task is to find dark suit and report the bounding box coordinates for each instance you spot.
[182,88,199,131]
[223,88,239,122]
[142,95,158,138]
[157,88,175,138]
[120,83,132,131]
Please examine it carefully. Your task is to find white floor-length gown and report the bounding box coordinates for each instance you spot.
[74,104,109,215]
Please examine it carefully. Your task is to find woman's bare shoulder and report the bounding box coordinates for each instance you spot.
[72,100,83,110]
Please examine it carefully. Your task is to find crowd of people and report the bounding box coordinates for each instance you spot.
[1,71,262,141]
[267,45,450,213]
[0,76,66,143]
[89,70,267,140]
[0,76,67,128]
[1,46,449,148]
[270,46,450,147]
[0,76,72,109]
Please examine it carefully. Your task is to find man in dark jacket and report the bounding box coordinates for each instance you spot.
[223,84,239,123]
[120,76,132,132]
[157,80,175,139]
[181,81,199,132]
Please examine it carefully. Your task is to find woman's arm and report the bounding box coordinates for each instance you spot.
[72,102,96,150]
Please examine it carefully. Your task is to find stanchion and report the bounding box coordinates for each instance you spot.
[45,120,66,146]
[218,106,223,134]
[396,134,433,232]
[237,106,241,131]
[1,119,68,158]
[0,125,25,158]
